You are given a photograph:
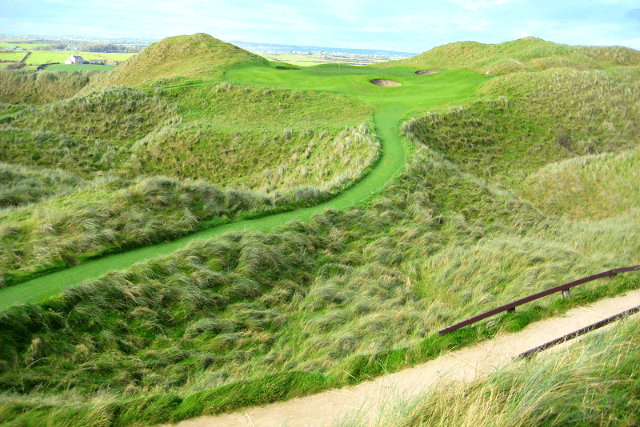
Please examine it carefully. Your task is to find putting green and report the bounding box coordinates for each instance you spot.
[0,66,490,310]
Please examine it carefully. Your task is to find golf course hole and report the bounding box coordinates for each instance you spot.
[415,70,442,75]
[370,79,402,87]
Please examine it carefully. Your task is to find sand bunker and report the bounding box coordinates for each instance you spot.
[370,79,402,87]
[415,70,442,75]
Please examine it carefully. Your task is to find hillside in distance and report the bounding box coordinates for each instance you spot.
[87,33,269,88]
[380,36,640,74]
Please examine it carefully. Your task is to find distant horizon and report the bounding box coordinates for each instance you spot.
[2,32,640,58]
[2,1,639,53]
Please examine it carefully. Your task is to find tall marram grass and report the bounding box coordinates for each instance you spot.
[0,163,86,209]
[0,70,98,104]
[2,138,640,424]
[336,316,640,427]
[8,85,178,145]
[0,176,275,282]
[132,121,380,197]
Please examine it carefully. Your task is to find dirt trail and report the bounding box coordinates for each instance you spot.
[166,288,640,427]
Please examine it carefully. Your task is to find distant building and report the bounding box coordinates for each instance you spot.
[64,55,87,64]
[89,59,104,65]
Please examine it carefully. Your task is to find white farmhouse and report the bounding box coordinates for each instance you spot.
[64,55,87,64]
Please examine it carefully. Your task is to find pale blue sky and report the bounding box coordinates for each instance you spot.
[2,0,639,52]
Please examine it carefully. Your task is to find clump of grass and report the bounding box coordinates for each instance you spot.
[0,69,98,104]
[0,163,87,209]
[8,85,178,145]
[0,176,277,282]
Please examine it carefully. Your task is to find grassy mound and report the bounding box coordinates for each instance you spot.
[403,67,640,188]
[0,163,86,209]
[0,177,276,282]
[132,122,379,195]
[8,86,178,146]
[521,149,640,220]
[87,33,268,89]
[381,37,640,74]
[0,70,98,104]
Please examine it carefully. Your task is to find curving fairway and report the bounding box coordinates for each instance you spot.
[0,66,489,310]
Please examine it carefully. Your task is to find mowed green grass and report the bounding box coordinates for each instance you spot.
[226,65,488,113]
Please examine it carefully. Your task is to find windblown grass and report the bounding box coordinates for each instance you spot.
[0,163,86,209]
[2,137,640,424]
[0,176,277,283]
[336,316,640,427]
[0,70,98,104]
[2,35,640,426]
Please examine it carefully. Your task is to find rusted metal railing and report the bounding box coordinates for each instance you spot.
[439,265,640,336]
[517,304,640,359]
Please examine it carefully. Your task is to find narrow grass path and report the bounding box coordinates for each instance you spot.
[0,108,408,310]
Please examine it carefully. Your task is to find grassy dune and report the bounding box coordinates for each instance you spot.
[0,70,98,104]
[84,33,268,90]
[1,35,640,426]
[0,163,87,209]
[0,38,384,286]
[380,36,640,74]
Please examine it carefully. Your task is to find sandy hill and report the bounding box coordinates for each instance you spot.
[380,36,640,74]
[92,33,267,87]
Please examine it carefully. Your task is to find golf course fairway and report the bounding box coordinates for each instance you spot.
[0,66,490,310]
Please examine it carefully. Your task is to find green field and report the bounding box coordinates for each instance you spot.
[45,64,115,71]
[1,34,640,426]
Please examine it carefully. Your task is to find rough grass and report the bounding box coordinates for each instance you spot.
[0,176,277,282]
[132,121,380,196]
[0,163,87,209]
[0,70,98,104]
[381,36,640,74]
[6,86,178,146]
[2,135,640,424]
[336,316,640,427]
[2,36,640,425]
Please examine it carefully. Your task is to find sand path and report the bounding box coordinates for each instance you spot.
[165,288,640,427]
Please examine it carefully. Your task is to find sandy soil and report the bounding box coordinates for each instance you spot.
[370,79,402,87]
[415,70,442,74]
[164,288,640,427]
